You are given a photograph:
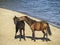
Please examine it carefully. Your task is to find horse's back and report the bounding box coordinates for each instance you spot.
[31,21,48,31]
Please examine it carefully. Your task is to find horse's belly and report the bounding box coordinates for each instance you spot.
[35,24,41,31]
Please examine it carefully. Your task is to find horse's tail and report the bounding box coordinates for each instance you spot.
[47,23,52,35]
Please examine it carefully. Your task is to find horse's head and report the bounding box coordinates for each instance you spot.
[19,16,28,21]
[13,16,20,24]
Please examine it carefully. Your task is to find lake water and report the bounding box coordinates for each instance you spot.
[0,0,60,28]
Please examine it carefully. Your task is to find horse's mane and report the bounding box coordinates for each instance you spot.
[25,16,36,25]
[26,16,48,24]
[27,16,36,22]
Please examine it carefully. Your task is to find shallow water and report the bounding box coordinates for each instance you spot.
[0,0,60,28]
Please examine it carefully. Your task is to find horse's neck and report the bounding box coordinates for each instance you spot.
[26,17,36,26]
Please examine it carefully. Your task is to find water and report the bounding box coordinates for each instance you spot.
[0,0,60,28]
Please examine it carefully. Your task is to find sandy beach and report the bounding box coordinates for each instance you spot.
[0,8,60,45]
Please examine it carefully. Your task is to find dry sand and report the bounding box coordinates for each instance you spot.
[0,8,60,45]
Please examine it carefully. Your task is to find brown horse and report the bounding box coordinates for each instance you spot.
[19,16,52,41]
[13,16,25,41]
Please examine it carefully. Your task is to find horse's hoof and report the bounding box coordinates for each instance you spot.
[42,37,45,42]
[42,39,44,42]
[21,35,23,38]
[46,39,48,42]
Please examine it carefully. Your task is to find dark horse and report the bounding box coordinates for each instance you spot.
[19,16,52,41]
[13,16,25,41]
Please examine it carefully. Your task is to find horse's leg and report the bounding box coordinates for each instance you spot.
[19,29,22,41]
[15,27,18,39]
[46,32,48,42]
[32,31,36,42]
[42,31,45,38]
[44,29,48,42]
[23,28,26,40]
[45,29,48,41]
[42,31,45,41]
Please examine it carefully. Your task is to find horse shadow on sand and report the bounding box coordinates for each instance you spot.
[15,35,51,42]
